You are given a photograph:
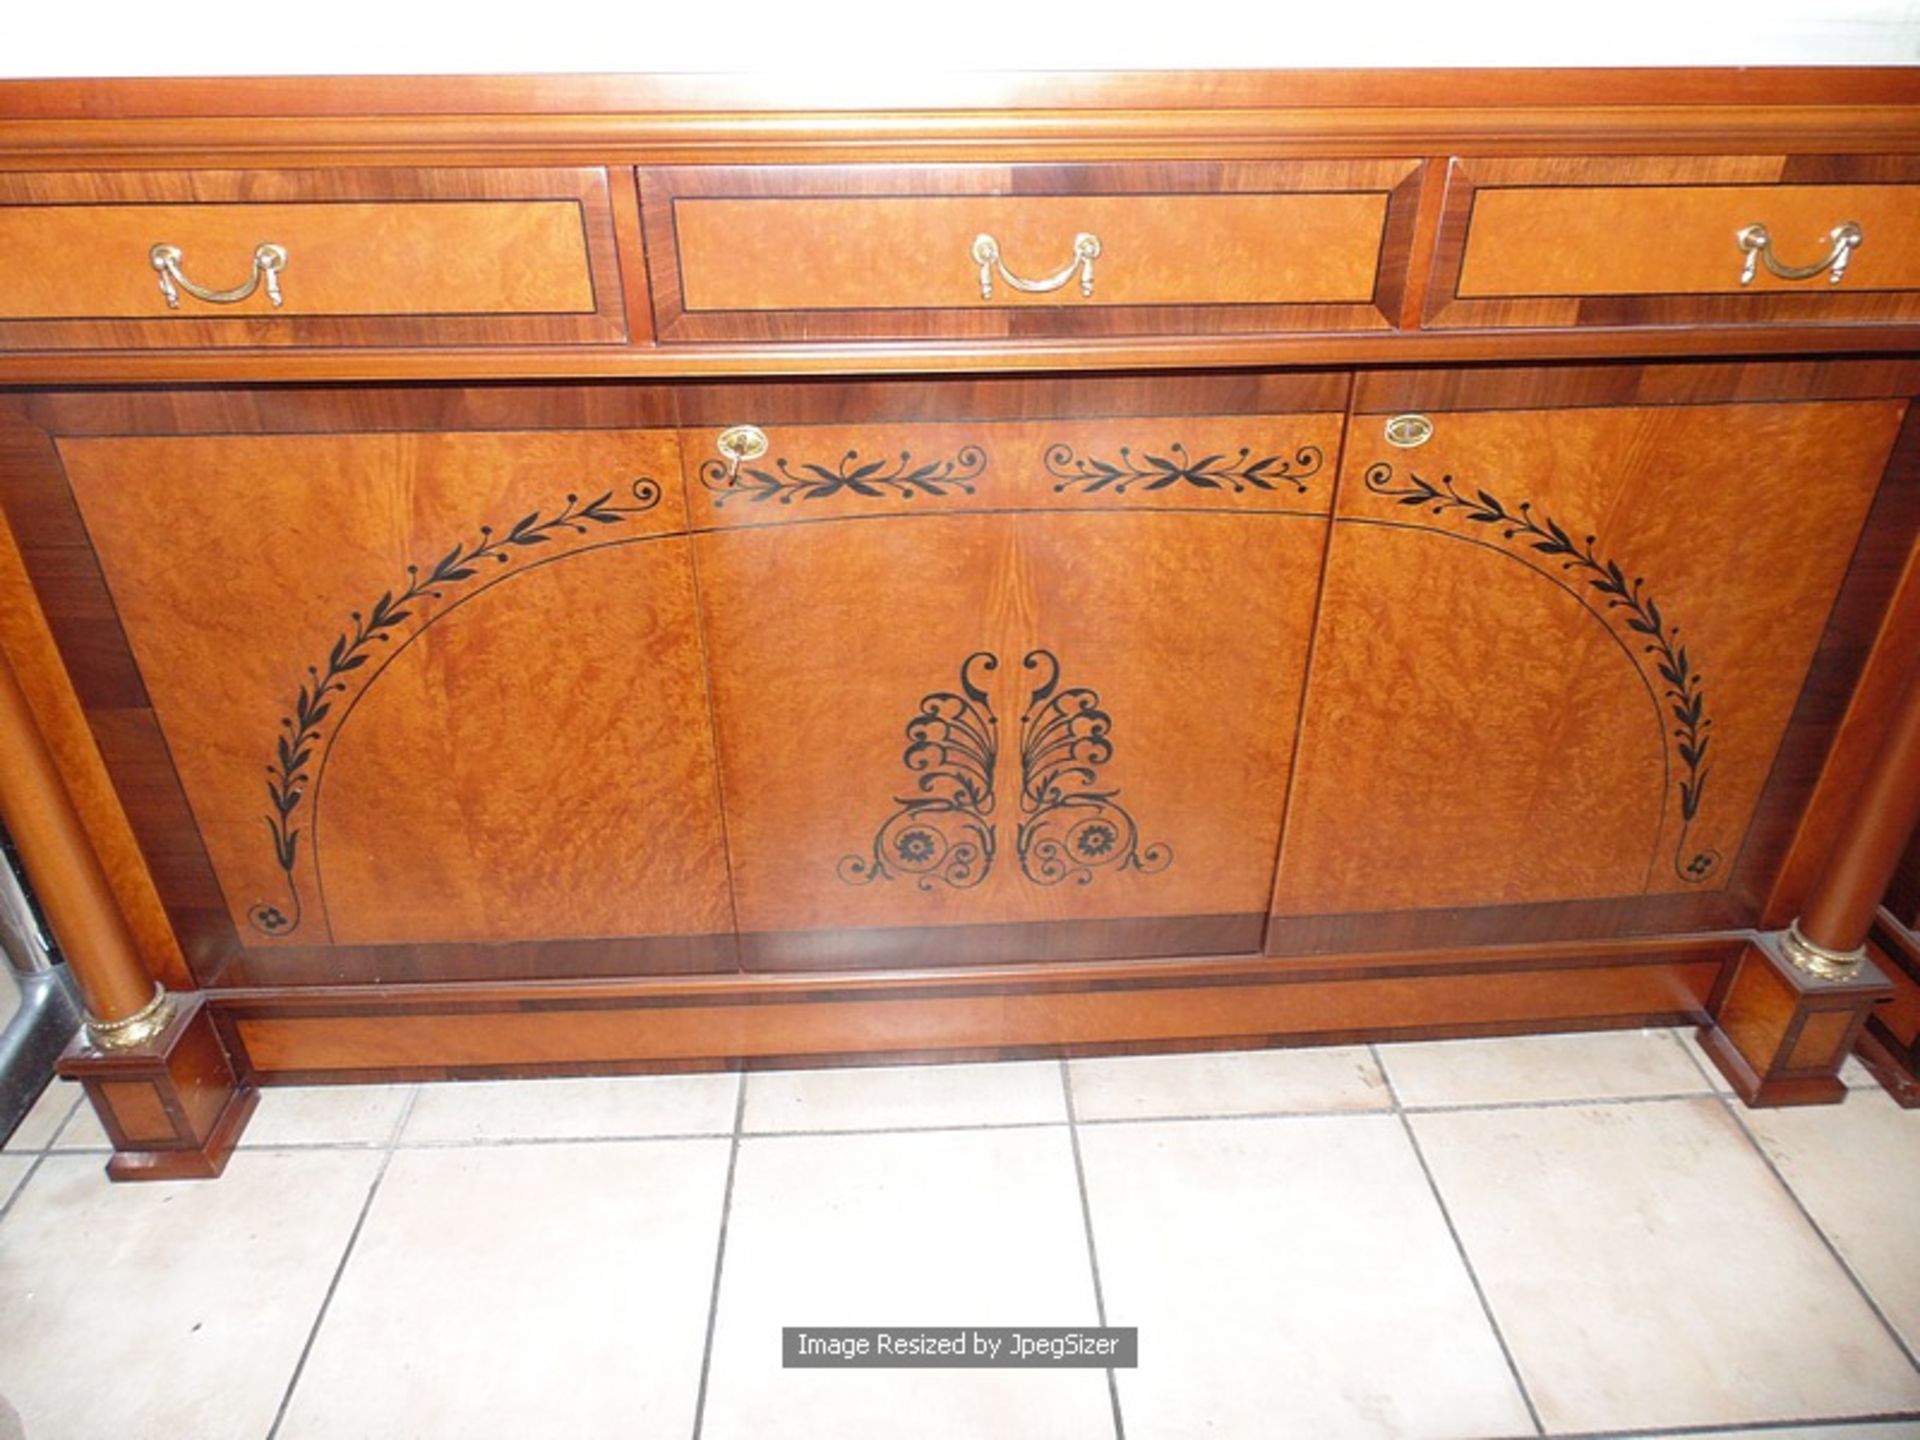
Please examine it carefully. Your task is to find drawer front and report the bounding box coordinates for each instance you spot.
[1430,156,1920,329]
[639,162,1423,342]
[0,169,628,348]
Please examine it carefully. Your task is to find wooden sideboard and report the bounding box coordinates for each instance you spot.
[2,69,1919,1178]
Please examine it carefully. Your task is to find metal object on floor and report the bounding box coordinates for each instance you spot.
[0,825,82,1144]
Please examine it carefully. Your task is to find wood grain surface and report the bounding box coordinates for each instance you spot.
[1271,396,1904,934]
[639,161,1418,341]
[55,427,733,966]
[0,167,626,349]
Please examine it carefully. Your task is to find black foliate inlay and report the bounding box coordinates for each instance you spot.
[1364,462,1719,884]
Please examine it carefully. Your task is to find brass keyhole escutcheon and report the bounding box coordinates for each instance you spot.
[1384,414,1434,449]
[716,424,770,482]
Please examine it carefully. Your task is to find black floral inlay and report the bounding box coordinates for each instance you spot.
[250,478,664,936]
[839,652,1000,891]
[1016,649,1171,886]
[1044,441,1323,496]
[699,446,987,507]
[1363,462,1719,884]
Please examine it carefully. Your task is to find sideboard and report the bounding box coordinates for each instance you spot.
[2,69,1918,1178]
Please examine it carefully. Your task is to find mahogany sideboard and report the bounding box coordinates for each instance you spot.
[2,69,1919,1179]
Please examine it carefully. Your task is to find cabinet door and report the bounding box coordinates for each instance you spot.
[55,428,736,980]
[1270,393,1908,951]
[687,407,1338,968]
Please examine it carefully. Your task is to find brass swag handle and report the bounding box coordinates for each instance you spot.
[1735,221,1862,287]
[149,242,288,309]
[971,232,1101,301]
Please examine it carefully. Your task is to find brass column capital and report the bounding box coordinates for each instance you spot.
[1780,920,1869,982]
[82,983,176,1052]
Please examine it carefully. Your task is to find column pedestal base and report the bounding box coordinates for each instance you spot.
[1855,908,1920,1107]
[1698,931,1891,1106]
[58,992,257,1181]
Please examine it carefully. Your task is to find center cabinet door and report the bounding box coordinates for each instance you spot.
[683,377,1343,969]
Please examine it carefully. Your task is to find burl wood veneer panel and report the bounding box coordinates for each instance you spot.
[1460,186,1920,298]
[1271,398,1905,937]
[0,168,626,349]
[690,412,1339,967]
[673,194,1386,309]
[312,541,728,946]
[1430,156,1920,329]
[54,429,735,967]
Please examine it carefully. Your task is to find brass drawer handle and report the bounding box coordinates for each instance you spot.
[1735,221,1861,287]
[149,242,287,309]
[971,232,1101,301]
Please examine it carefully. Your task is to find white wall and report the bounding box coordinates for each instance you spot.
[4,0,1919,78]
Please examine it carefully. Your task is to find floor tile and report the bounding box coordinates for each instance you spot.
[702,1127,1109,1440]
[3,1078,78,1151]
[1381,1027,1711,1108]
[0,1149,380,1440]
[743,1059,1065,1133]
[1411,1098,1920,1432]
[1745,1087,1920,1352]
[50,1095,109,1150]
[0,1155,31,1209]
[277,1140,730,1440]
[240,1085,413,1148]
[1079,1113,1531,1439]
[399,1072,737,1144]
[1068,1045,1388,1121]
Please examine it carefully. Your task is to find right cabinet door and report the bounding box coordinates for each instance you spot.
[1270,386,1910,952]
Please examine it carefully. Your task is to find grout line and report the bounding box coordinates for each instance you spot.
[1369,1043,1403,1110]
[1529,1407,1920,1438]
[10,1082,83,1156]
[0,1151,49,1226]
[1398,1089,1718,1116]
[1076,1105,1392,1128]
[265,1084,419,1440]
[1376,1044,1546,1438]
[1716,1092,1920,1377]
[400,1129,742,1150]
[11,1071,1768,1158]
[383,1084,420,1147]
[28,1083,86,1154]
[739,1118,1066,1141]
[1061,1060,1127,1440]
[690,1070,748,1440]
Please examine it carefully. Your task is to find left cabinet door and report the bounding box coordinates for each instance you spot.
[40,420,737,983]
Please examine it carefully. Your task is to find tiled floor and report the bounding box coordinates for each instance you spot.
[2,1030,1919,1439]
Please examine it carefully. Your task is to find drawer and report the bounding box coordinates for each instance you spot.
[0,168,629,348]
[638,161,1424,342]
[1428,156,1920,329]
